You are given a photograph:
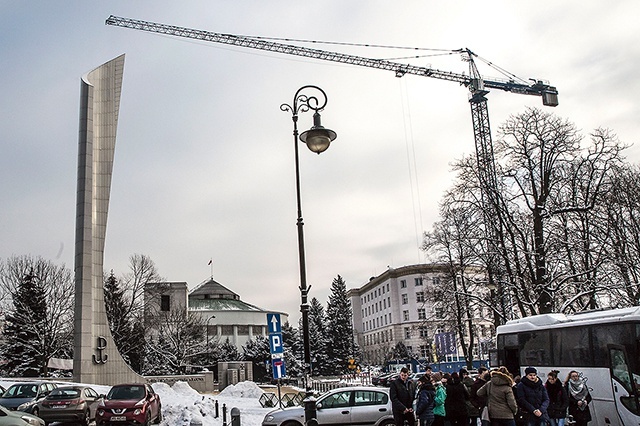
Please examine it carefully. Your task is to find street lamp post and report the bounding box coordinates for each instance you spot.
[281,85,337,426]
[206,315,216,366]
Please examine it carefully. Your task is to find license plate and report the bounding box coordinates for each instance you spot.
[111,416,127,421]
[51,405,67,409]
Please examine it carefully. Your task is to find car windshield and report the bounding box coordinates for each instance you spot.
[108,386,145,400]
[49,388,80,399]
[3,384,37,398]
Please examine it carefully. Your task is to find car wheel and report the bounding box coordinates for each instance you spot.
[144,411,151,426]
[32,407,40,417]
[281,422,303,426]
[379,420,395,426]
[82,409,91,426]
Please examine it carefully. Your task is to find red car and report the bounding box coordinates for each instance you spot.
[95,384,162,426]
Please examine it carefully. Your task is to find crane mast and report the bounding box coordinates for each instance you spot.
[106,15,558,301]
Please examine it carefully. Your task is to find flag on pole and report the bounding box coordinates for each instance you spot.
[208,259,212,265]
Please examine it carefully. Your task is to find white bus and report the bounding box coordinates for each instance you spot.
[494,307,640,426]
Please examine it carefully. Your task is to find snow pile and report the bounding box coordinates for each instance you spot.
[0,378,273,426]
[218,381,265,398]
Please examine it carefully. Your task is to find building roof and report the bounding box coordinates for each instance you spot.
[188,277,266,312]
[189,278,239,299]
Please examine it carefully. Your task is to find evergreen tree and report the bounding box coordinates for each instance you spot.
[104,271,145,373]
[308,297,330,376]
[281,321,303,377]
[2,269,46,376]
[242,335,270,382]
[325,275,357,375]
[0,256,74,376]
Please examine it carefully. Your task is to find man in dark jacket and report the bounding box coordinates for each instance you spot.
[390,367,416,426]
[515,367,550,426]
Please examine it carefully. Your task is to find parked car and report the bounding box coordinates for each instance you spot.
[261,386,394,426]
[380,373,399,387]
[0,403,45,425]
[34,385,102,426]
[0,382,58,413]
[95,384,162,426]
[372,372,394,387]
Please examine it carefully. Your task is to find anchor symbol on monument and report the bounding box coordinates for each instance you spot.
[92,336,109,364]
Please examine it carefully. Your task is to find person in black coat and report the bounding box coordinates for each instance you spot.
[564,370,592,426]
[390,367,416,426]
[515,367,549,426]
[545,370,568,426]
[416,374,436,426]
[445,371,469,426]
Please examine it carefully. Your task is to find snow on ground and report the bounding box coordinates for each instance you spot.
[0,379,279,426]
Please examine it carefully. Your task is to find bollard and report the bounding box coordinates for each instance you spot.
[230,407,241,426]
[215,400,219,418]
[222,403,227,426]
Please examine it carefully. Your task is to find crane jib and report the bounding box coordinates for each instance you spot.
[105,15,558,106]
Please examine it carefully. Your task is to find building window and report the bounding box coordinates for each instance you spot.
[400,279,407,288]
[419,326,428,338]
[404,327,411,339]
[416,292,424,303]
[403,310,410,321]
[435,306,444,319]
[432,277,441,285]
[415,277,423,286]
[419,345,429,358]
[160,295,170,312]
[401,293,408,304]
[418,308,426,320]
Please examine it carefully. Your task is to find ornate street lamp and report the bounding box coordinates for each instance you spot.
[281,85,336,426]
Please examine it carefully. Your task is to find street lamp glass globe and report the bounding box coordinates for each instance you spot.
[300,129,334,153]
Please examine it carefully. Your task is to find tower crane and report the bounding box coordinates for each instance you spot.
[105,15,558,291]
[105,15,558,205]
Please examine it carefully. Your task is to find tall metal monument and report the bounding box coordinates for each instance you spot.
[73,54,142,385]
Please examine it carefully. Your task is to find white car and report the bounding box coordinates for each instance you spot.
[261,386,394,426]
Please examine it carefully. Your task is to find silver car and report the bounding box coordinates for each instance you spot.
[261,386,394,426]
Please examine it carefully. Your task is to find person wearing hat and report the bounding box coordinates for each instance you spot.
[515,367,550,426]
[416,374,436,426]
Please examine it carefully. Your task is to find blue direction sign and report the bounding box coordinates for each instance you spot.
[269,333,284,356]
[272,358,286,379]
[267,313,282,334]
[267,313,286,379]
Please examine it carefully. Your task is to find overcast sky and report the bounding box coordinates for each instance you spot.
[2,1,639,323]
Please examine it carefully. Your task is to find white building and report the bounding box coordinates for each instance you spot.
[145,278,288,350]
[348,264,492,366]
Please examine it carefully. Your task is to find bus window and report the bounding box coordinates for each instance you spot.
[519,331,552,366]
[559,326,592,366]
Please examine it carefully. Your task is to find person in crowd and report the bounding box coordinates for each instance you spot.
[461,369,480,426]
[446,371,470,426]
[512,376,526,426]
[471,368,490,426]
[389,367,416,426]
[416,374,437,426]
[545,370,568,426]
[477,366,519,426]
[515,367,549,426]
[432,372,447,426]
[564,370,592,426]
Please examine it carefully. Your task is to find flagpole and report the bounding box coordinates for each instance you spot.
[208,259,213,279]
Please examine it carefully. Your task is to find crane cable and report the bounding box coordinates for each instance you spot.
[398,79,426,263]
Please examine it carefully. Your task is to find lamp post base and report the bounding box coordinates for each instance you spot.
[303,390,317,426]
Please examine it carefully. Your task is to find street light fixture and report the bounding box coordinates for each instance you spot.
[281,85,336,426]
